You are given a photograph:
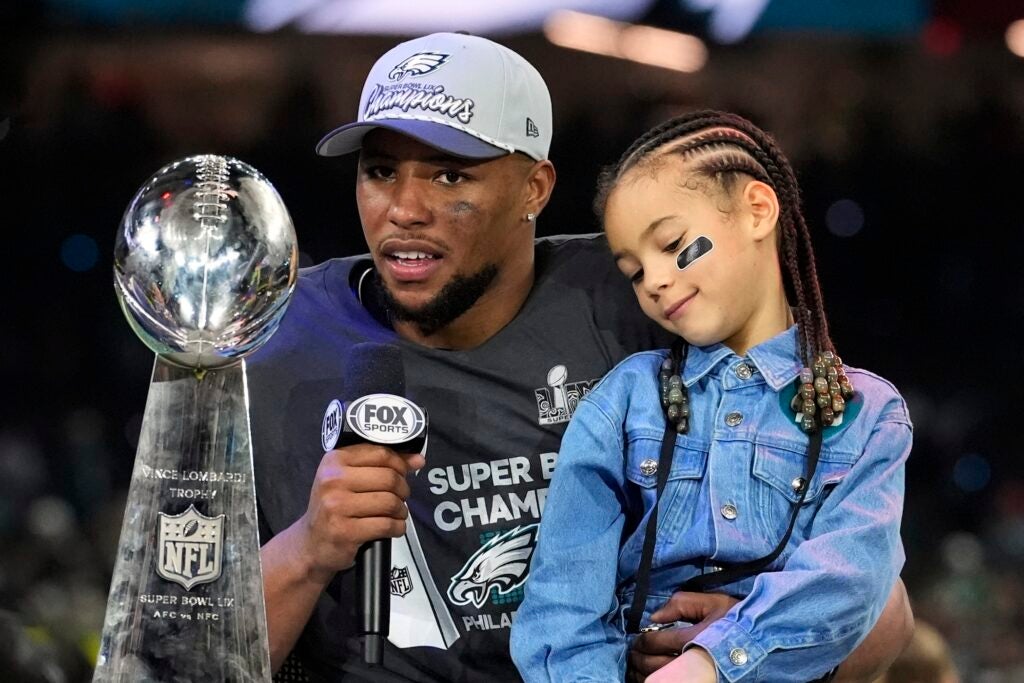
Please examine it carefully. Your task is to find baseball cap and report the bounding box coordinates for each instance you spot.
[316,32,552,161]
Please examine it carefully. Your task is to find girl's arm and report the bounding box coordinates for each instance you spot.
[686,413,912,683]
[510,396,631,682]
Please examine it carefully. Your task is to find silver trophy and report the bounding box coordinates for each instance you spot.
[94,155,297,682]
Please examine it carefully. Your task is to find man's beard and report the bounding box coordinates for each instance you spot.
[375,264,499,337]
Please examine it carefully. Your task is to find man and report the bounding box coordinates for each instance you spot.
[248,32,912,682]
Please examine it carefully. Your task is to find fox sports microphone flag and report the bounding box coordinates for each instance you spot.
[321,342,428,664]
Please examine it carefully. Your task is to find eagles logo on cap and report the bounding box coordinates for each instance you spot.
[388,52,450,81]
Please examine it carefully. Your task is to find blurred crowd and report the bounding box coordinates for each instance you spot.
[2,12,1024,682]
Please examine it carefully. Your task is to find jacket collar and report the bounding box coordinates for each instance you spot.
[682,324,803,392]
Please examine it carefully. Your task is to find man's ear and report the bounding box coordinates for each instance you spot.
[523,159,556,221]
[743,179,779,242]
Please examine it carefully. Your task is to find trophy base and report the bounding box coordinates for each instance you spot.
[94,358,270,682]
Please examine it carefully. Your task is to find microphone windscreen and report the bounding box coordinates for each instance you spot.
[342,342,406,399]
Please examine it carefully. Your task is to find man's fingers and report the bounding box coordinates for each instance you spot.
[328,490,408,520]
[650,592,713,622]
[650,591,739,622]
[637,622,717,651]
[633,627,687,655]
[629,593,741,681]
[628,652,677,678]
[341,515,407,543]
[629,630,685,678]
[343,467,411,498]
[629,624,709,677]
[330,445,419,474]
[300,446,420,575]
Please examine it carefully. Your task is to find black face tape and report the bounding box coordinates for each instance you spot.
[677,235,714,270]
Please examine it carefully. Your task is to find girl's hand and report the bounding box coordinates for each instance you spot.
[644,648,718,683]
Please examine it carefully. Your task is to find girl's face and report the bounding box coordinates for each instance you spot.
[604,165,784,353]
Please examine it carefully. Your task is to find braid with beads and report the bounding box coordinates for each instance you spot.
[597,111,852,432]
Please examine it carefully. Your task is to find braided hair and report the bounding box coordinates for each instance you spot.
[595,110,834,372]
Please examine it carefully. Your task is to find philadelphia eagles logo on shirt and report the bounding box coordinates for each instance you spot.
[389,52,450,81]
[447,525,539,609]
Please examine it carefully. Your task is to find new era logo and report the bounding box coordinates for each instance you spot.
[526,118,540,138]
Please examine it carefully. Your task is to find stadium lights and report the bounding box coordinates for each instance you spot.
[544,10,707,73]
[1007,19,1024,58]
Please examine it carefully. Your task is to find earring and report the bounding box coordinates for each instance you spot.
[525,212,536,222]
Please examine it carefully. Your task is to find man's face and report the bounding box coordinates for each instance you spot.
[356,129,535,329]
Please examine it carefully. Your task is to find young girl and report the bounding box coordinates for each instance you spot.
[510,111,912,682]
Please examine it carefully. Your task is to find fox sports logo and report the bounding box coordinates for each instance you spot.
[346,394,426,444]
[322,399,344,451]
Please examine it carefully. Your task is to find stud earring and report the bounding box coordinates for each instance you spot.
[526,212,536,222]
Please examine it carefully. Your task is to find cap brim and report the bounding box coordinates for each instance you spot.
[316,120,510,159]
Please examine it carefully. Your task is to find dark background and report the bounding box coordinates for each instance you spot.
[1,1,1022,680]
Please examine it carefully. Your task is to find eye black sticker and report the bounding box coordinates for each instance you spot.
[677,235,714,271]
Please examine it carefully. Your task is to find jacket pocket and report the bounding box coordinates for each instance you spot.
[624,436,708,489]
[619,436,708,557]
[751,441,851,542]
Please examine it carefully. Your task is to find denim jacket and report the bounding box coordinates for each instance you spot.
[510,326,912,682]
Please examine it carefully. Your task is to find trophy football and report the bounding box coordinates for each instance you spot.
[94,155,297,681]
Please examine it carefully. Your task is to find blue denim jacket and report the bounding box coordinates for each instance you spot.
[510,326,911,682]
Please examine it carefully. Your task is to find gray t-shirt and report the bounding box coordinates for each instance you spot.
[248,234,670,682]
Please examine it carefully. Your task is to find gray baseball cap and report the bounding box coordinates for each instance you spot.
[316,33,552,161]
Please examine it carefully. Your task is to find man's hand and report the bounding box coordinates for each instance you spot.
[627,580,914,683]
[261,443,424,671]
[297,444,426,583]
[627,592,738,682]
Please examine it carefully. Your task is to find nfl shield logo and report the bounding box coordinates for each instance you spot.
[390,566,413,598]
[156,505,224,590]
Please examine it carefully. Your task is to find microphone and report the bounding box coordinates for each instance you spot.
[321,343,428,666]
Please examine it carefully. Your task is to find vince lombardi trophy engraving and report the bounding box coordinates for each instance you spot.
[95,156,297,681]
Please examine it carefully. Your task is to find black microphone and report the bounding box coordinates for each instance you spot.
[322,343,427,666]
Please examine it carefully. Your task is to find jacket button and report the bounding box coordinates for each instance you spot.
[735,363,752,380]
[725,411,743,427]
[729,647,749,666]
[640,459,658,476]
[791,477,807,493]
[720,503,738,520]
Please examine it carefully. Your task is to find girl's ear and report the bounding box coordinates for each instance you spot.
[743,180,780,242]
